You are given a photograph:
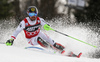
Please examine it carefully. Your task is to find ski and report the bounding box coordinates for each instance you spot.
[25,46,44,50]
[25,46,82,58]
[25,46,57,55]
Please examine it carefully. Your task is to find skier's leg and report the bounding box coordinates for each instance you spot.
[36,31,55,46]
[36,31,65,53]
[37,36,65,54]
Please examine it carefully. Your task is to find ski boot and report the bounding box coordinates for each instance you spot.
[53,42,65,54]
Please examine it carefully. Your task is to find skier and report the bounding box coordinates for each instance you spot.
[6,6,81,58]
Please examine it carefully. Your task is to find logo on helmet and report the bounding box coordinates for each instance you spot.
[31,8,35,11]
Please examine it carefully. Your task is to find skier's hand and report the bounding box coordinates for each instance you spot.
[6,38,14,46]
[43,24,54,31]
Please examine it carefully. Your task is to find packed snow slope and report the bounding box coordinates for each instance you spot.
[0,17,100,61]
[0,44,100,62]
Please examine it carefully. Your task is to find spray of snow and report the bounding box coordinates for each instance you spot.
[0,17,99,58]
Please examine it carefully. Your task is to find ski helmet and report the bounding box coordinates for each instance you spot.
[27,6,38,16]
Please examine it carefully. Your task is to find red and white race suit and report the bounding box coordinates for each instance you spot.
[23,17,41,38]
[11,17,55,45]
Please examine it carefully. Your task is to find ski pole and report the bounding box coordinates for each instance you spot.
[48,27,97,48]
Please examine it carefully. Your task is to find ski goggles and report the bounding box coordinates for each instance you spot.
[29,13,37,17]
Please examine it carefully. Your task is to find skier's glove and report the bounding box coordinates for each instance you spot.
[43,24,54,31]
[6,38,14,46]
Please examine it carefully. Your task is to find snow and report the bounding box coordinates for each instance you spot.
[0,44,100,62]
[0,18,100,62]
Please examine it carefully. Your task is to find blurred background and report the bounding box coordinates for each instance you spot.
[0,0,100,23]
[1,0,100,58]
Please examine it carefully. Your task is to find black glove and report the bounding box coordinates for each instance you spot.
[6,39,14,46]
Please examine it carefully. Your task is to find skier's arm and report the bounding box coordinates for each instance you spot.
[6,21,25,46]
[11,21,25,39]
[40,18,49,26]
[39,18,51,31]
